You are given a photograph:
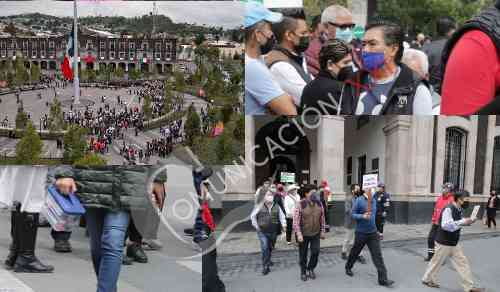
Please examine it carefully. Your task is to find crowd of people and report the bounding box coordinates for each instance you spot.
[248,177,495,292]
[244,1,500,116]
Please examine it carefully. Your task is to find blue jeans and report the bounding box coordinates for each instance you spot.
[257,231,277,268]
[86,208,130,292]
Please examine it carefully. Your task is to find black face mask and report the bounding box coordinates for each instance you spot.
[461,201,470,209]
[260,34,276,55]
[294,36,310,54]
[337,65,354,81]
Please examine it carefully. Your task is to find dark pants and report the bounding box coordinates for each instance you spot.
[298,233,320,274]
[427,224,439,255]
[51,229,71,241]
[345,232,388,283]
[202,248,225,292]
[375,215,385,234]
[126,217,142,244]
[487,208,497,228]
[286,218,294,243]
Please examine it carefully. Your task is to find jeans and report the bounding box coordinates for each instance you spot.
[257,231,277,268]
[285,218,294,243]
[375,215,385,234]
[486,208,497,228]
[86,208,130,292]
[298,233,320,274]
[346,232,388,283]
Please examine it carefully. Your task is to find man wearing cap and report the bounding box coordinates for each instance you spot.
[244,2,297,115]
[422,190,484,292]
[374,183,390,239]
[425,182,455,262]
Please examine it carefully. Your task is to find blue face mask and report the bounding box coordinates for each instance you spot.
[362,51,385,72]
[336,28,353,43]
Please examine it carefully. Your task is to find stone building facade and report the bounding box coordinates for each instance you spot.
[0,33,177,74]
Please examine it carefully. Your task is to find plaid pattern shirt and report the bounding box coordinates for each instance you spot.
[293,199,326,238]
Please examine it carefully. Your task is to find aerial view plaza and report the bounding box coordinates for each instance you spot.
[0,1,244,166]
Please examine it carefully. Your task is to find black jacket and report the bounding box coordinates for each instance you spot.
[341,63,427,115]
[300,70,348,115]
[487,195,499,210]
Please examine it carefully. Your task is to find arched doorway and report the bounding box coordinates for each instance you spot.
[141,63,149,73]
[156,63,163,74]
[86,62,94,70]
[40,61,48,70]
[128,63,136,71]
[24,61,30,69]
[118,62,126,72]
[109,63,116,71]
[255,117,310,187]
[49,61,56,70]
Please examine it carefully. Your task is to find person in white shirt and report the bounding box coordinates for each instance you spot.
[265,15,313,107]
[250,189,286,275]
[284,184,301,245]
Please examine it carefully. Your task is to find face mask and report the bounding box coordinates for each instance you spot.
[294,35,310,54]
[461,201,470,209]
[319,32,328,44]
[337,64,354,81]
[362,51,385,72]
[260,33,276,55]
[336,28,353,43]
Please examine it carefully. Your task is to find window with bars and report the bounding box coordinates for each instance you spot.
[358,155,366,185]
[372,158,379,172]
[443,127,467,189]
[491,136,500,191]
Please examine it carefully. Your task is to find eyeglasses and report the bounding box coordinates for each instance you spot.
[328,22,356,30]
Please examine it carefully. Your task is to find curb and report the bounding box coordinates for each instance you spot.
[217,231,500,259]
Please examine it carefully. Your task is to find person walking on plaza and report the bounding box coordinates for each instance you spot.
[425,182,455,262]
[251,188,287,275]
[374,182,391,238]
[422,190,485,292]
[284,184,301,245]
[345,188,394,287]
[342,184,366,263]
[486,189,499,229]
[293,184,326,281]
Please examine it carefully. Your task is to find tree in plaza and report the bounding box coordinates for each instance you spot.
[174,69,186,92]
[84,68,96,82]
[115,66,125,79]
[129,68,141,81]
[221,104,233,124]
[233,114,244,141]
[63,125,88,164]
[15,105,28,130]
[184,103,201,147]
[15,120,43,164]
[47,98,65,132]
[142,95,153,120]
[194,33,206,46]
[215,130,233,164]
[30,64,41,83]
[73,152,107,167]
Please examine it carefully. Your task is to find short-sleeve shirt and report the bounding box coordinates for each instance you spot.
[245,54,285,115]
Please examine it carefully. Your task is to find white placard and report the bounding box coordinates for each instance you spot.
[362,174,378,190]
[471,205,480,220]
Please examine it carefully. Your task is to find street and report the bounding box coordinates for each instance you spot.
[218,233,500,292]
[0,158,203,292]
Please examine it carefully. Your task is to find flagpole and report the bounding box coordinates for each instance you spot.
[73,0,80,105]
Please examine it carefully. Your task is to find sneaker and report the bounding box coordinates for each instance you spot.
[379,280,395,287]
[287,241,292,245]
[357,255,367,264]
[262,266,270,275]
[54,240,72,253]
[301,273,308,281]
[341,252,348,260]
[422,280,440,288]
[345,268,354,277]
[308,269,316,280]
[469,288,485,292]
[127,243,148,263]
[143,239,163,251]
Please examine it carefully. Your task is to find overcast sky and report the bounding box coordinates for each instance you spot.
[0,1,243,29]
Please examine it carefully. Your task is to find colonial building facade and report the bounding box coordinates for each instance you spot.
[221,115,500,228]
[0,32,177,74]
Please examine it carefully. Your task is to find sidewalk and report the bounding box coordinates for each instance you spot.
[216,222,500,255]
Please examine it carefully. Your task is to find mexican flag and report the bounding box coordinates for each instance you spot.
[61,25,75,80]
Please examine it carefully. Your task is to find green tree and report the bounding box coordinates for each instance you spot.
[63,125,88,164]
[184,104,200,147]
[128,68,141,80]
[15,106,28,130]
[233,114,244,141]
[48,98,65,132]
[73,152,107,166]
[215,131,233,163]
[15,121,43,164]
[174,70,186,92]
[30,64,41,83]
[194,33,206,46]
[115,66,125,79]
[142,95,153,120]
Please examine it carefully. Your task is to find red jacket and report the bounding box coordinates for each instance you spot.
[431,193,454,225]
